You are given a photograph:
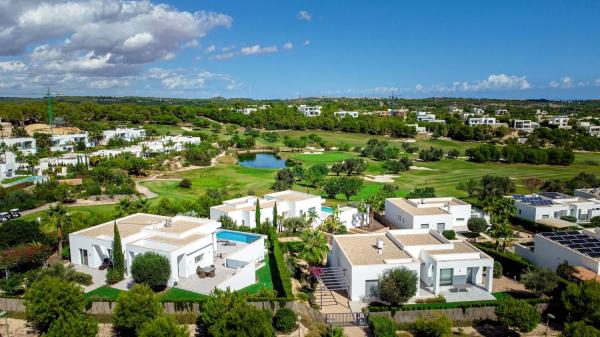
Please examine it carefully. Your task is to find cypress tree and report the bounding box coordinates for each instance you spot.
[112,221,125,280]
[273,202,278,229]
[255,199,261,229]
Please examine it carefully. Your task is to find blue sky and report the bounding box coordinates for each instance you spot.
[0,0,599,99]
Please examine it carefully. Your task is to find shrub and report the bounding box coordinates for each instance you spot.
[495,298,540,333]
[409,314,452,337]
[0,272,26,295]
[561,215,578,223]
[442,230,455,240]
[209,305,275,337]
[106,269,122,285]
[23,276,86,333]
[131,252,171,290]
[467,217,487,234]
[377,267,418,306]
[415,295,446,304]
[273,308,297,333]
[321,326,345,337]
[493,261,503,279]
[521,267,559,296]
[32,263,92,286]
[563,320,600,337]
[113,284,164,336]
[368,315,397,337]
[269,231,294,299]
[138,315,189,337]
[179,178,192,188]
[44,313,98,337]
[561,281,600,328]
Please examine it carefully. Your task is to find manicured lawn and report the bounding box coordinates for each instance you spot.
[238,254,274,295]
[85,286,124,301]
[1,175,31,184]
[160,287,206,301]
[21,204,119,233]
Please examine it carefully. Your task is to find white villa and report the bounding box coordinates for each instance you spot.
[577,121,600,137]
[327,229,494,302]
[513,119,539,132]
[102,127,146,144]
[69,213,266,293]
[549,115,570,129]
[511,192,600,224]
[334,111,359,118]
[416,111,444,123]
[516,228,600,278]
[384,197,472,232]
[51,133,93,152]
[298,105,322,117]
[467,117,505,127]
[210,190,367,230]
[0,137,37,155]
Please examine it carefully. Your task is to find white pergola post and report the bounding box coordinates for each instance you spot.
[433,265,440,295]
[486,265,494,292]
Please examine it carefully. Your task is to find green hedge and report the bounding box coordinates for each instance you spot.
[509,216,555,233]
[269,231,294,300]
[474,242,534,279]
[368,296,548,313]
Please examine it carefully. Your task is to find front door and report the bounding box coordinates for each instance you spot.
[80,249,88,266]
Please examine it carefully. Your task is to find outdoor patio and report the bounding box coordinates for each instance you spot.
[415,283,496,303]
[72,263,107,292]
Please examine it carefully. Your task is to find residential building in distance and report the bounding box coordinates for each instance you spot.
[384,197,472,232]
[0,151,16,181]
[511,192,600,223]
[515,229,600,279]
[0,137,37,154]
[69,213,266,293]
[236,107,257,115]
[576,121,600,137]
[327,229,494,301]
[334,111,359,118]
[549,115,570,129]
[513,119,539,132]
[416,111,445,123]
[495,109,509,115]
[51,133,93,152]
[102,127,146,144]
[472,108,485,114]
[298,105,322,117]
[389,108,409,118]
[37,153,89,176]
[449,106,463,114]
[467,117,499,126]
[211,190,324,228]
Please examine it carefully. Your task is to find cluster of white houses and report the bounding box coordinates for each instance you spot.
[68,192,501,303]
[511,190,600,224]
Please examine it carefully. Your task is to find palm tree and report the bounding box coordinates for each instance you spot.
[116,197,133,217]
[299,229,330,266]
[306,208,320,227]
[484,197,517,250]
[357,202,369,227]
[47,203,68,259]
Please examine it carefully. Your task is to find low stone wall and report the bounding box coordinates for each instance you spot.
[0,298,25,312]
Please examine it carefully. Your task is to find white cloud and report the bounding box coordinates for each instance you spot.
[415,84,424,91]
[204,44,216,53]
[147,68,241,91]
[297,10,312,22]
[549,76,574,88]
[0,0,232,93]
[595,78,600,86]
[303,40,311,46]
[240,45,278,55]
[0,61,27,72]
[210,52,235,61]
[428,74,532,92]
[283,42,293,50]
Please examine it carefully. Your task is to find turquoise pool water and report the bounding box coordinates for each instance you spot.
[321,206,334,214]
[217,230,260,243]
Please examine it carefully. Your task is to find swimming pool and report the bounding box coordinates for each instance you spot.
[321,206,334,214]
[217,230,260,243]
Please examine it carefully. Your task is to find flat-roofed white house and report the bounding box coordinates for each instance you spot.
[298,105,322,117]
[102,127,146,144]
[576,121,600,137]
[513,119,539,132]
[334,111,359,118]
[51,133,93,152]
[384,197,472,232]
[549,115,570,129]
[467,117,505,127]
[69,213,266,293]
[210,190,325,228]
[327,229,494,302]
[515,228,600,277]
[0,137,37,154]
[511,192,600,223]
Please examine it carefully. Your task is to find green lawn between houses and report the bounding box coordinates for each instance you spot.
[82,254,275,301]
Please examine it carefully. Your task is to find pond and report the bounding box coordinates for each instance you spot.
[238,152,288,169]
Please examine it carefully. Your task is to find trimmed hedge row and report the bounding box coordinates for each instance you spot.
[474,242,534,279]
[269,231,294,300]
[368,297,548,312]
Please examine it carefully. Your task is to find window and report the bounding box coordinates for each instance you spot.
[195,254,204,264]
[365,280,378,298]
[439,268,453,286]
[456,218,464,222]
[542,215,549,219]
[436,223,445,233]
[420,224,429,229]
[80,249,88,266]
